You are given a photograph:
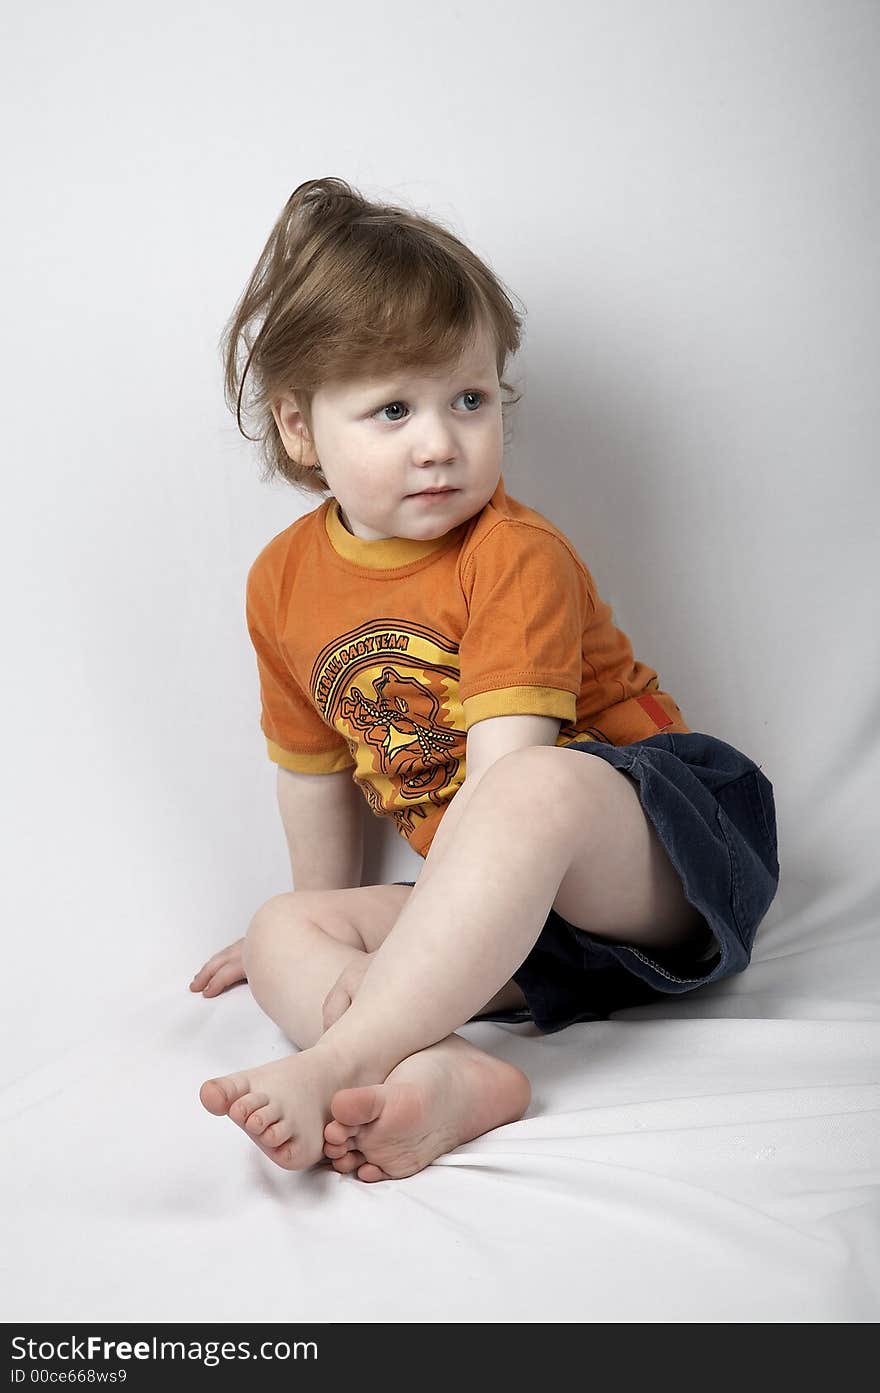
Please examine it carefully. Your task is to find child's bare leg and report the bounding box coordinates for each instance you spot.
[239,897,525,1051]
[314,768,578,1078]
[203,900,530,1179]
[199,762,575,1171]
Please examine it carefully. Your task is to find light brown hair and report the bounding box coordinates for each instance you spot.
[219,176,525,496]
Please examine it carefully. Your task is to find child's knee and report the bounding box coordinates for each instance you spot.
[245,891,310,952]
[243,893,323,988]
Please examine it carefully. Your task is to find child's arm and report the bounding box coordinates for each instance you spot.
[276,765,364,892]
[189,765,364,998]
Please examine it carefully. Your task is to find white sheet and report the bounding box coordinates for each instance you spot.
[4,882,878,1322]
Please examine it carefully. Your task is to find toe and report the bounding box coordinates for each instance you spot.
[229,1091,270,1128]
[199,1073,252,1116]
[357,1162,390,1183]
[323,1117,357,1146]
[244,1100,283,1137]
[263,1138,304,1171]
[244,1130,312,1172]
[260,1116,297,1148]
[323,1140,355,1159]
[331,1151,365,1174]
[330,1084,385,1129]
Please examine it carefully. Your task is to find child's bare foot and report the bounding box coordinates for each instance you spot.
[199,1048,363,1170]
[322,1040,531,1181]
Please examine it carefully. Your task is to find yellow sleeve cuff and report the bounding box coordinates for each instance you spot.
[266,738,356,774]
[461,684,576,730]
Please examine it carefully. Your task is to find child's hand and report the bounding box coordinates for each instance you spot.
[321,952,376,1032]
[189,938,247,997]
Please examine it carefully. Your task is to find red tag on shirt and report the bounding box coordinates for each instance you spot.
[636,693,673,729]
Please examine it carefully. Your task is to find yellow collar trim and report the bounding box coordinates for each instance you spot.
[324,499,463,569]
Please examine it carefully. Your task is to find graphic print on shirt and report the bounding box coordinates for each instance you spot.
[309,618,467,843]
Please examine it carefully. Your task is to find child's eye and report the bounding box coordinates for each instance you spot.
[372,391,486,424]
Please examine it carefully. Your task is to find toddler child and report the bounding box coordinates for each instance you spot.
[190,176,780,1182]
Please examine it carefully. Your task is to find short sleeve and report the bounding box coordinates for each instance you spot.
[457,522,591,730]
[245,559,355,775]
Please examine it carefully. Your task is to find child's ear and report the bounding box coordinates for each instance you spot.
[271,392,318,466]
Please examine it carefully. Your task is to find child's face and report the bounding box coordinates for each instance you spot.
[272,319,504,540]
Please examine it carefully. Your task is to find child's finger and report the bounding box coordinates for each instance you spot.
[200,962,246,997]
[189,958,227,989]
[189,945,242,989]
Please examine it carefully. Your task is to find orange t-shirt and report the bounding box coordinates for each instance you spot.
[246,475,690,858]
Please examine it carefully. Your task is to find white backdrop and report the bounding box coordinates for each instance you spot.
[2,0,878,1323]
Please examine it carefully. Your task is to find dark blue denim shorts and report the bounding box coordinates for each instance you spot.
[395,731,780,1035]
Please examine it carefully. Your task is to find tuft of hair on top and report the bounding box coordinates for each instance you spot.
[218,176,526,496]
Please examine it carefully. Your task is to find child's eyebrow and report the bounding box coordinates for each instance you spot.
[358,370,496,398]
